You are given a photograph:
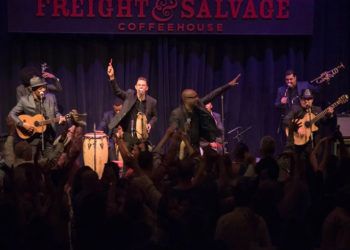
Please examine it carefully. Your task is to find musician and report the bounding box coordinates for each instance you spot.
[282,88,333,147]
[275,70,319,146]
[169,74,240,149]
[97,99,123,161]
[9,76,66,155]
[275,69,319,118]
[106,61,157,147]
[16,65,62,101]
[97,99,123,134]
[200,102,225,153]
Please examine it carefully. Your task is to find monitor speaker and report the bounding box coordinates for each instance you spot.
[337,115,350,137]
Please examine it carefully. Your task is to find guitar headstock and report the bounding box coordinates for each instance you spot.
[337,94,349,105]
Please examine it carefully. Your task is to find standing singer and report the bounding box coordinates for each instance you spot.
[106,60,157,148]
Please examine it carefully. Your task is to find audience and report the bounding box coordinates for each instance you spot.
[0,121,349,250]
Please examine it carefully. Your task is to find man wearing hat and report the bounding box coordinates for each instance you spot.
[9,76,66,156]
[16,65,62,102]
[275,70,320,146]
[283,88,333,147]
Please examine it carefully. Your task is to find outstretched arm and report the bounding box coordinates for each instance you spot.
[107,59,127,100]
[43,72,63,92]
[201,74,240,104]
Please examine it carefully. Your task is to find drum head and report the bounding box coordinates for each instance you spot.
[84,132,107,139]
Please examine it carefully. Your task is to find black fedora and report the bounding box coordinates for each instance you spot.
[300,88,314,100]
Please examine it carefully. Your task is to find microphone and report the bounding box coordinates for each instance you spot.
[39,91,44,101]
[131,119,135,137]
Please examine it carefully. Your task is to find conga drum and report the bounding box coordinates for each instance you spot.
[83,132,108,179]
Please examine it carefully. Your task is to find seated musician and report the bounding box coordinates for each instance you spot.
[8,76,66,157]
[283,88,333,148]
[97,99,123,161]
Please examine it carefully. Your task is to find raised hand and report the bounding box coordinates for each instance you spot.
[107,58,115,80]
[290,118,301,132]
[228,73,241,86]
[42,72,56,79]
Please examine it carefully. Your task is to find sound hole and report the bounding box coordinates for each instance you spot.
[34,121,40,127]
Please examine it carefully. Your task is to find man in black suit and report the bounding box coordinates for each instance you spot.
[169,74,240,150]
[107,61,157,147]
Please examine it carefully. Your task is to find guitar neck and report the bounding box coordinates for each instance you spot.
[38,117,60,126]
[310,101,339,125]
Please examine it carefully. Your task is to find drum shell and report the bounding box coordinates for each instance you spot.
[82,132,108,179]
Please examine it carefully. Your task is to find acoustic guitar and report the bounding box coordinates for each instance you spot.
[286,94,348,145]
[16,110,86,139]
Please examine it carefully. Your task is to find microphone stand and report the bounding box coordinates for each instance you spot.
[40,93,45,151]
[228,126,252,143]
[131,119,135,138]
[220,95,226,152]
[93,123,96,172]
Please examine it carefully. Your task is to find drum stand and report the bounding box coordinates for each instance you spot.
[93,123,97,172]
[227,126,252,143]
[40,96,45,151]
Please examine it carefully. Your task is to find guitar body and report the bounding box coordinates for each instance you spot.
[16,114,47,139]
[288,112,318,145]
[16,110,87,140]
[285,95,349,146]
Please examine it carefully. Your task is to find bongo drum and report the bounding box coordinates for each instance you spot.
[82,132,108,179]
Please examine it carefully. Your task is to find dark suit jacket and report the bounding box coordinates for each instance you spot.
[169,83,233,146]
[97,110,115,134]
[9,93,61,132]
[108,79,158,133]
[274,81,319,111]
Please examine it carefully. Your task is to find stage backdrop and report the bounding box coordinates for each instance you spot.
[1,0,349,155]
[8,0,314,35]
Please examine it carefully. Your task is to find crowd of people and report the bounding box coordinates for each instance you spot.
[0,64,349,250]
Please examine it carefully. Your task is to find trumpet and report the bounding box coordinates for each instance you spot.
[310,62,345,85]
